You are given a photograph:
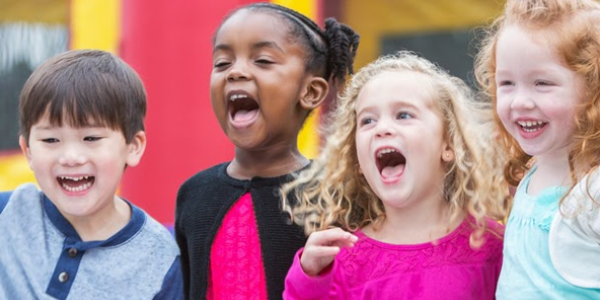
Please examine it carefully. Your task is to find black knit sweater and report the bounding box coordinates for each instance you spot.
[175,163,307,300]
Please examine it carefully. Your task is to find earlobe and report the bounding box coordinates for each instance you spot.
[300,77,329,110]
[442,147,454,162]
[19,136,33,169]
[126,131,147,167]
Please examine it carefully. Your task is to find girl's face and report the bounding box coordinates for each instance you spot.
[495,25,584,162]
[355,71,451,215]
[210,10,313,152]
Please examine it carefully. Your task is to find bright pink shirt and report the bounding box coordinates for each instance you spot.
[208,193,268,300]
[284,219,503,300]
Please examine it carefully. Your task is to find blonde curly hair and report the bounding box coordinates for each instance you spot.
[474,0,600,186]
[282,51,509,237]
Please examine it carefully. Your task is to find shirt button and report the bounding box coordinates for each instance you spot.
[58,272,69,283]
[68,248,77,257]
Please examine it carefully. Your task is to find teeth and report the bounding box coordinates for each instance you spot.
[60,176,90,181]
[517,120,544,127]
[517,120,545,132]
[61,182,92,192]
[376,148,396,158]
[229,94,248,102]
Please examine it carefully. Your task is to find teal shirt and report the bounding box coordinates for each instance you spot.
[496,166,600,299]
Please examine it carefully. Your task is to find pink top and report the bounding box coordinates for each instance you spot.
[208,193,268,300]
[284,219,503,300]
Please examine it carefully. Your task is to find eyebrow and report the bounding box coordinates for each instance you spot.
[213,41,285,55]
[356,101,422,115]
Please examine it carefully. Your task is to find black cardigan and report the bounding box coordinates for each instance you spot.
[175,163,307,300]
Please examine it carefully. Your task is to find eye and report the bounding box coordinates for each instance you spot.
[360,117,376,126]
[498,80,514,87]
[396,111,413,120]
[256,59,274,65]
[41,138,59,143]
[83,136,102,142]
[214,61,230,69]
[535,80,552,86]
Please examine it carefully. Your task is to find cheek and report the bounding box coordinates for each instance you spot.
[355,138,370,169]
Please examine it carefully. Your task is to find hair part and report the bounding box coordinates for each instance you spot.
[283,51,509,239]
[474,0,600,188]
[19,49,147,144]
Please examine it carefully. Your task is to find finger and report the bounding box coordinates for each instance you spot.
[303,245,341,258]
[307,228,358,247]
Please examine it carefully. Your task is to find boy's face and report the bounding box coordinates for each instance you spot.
[210,10,315,151]
[20,113,146,224]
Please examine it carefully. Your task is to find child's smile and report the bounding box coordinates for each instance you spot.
[495,25,584,161]
[57,175,95,194]
[355,70,449,211]
[227,90,259,129]
[21,113,145,225]
[375,147,406,183]
[210,10,312,151]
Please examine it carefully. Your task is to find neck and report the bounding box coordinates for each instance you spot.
[364,198,464,245]
[528,154,573,195]
[68,197,131,242]
[228,144,309,180]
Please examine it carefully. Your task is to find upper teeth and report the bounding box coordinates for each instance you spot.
[377,148,396,158]
[60,176,90,181]
[517,120,544,127]
[230,94,248,101]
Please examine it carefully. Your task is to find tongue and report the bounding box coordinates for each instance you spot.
[233,109,258,122]
[381,164,405,178]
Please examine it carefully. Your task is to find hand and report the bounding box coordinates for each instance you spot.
[300,227,358,276]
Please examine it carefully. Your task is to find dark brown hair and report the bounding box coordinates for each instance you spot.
[20,49,147,144]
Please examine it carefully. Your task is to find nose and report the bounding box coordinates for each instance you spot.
[226,61,249,81]
[374,117,395,138]
[510,88,536,110]
[57,144,87,166]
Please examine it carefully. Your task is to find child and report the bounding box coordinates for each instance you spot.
[0,50,182,299]
[174,3,359,300]
[282,51,508,299]
[474,0,600,297]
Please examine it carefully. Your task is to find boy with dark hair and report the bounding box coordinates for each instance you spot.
[0,49,182,300]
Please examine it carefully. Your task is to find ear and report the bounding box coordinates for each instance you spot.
[299,76,329,110]
[441,143,454,162]
[19,135,33,169]
[126,131,147,167]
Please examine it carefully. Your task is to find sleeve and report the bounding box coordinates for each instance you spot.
[0,191,12,215]
[153,256,184,300]
[283,249,345,300]
[549,169,600,288]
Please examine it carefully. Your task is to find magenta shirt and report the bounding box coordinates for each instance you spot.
[208,193,268,300]
[284,219,503,300]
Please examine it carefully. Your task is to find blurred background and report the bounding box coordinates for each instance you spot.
[0,0,505,229]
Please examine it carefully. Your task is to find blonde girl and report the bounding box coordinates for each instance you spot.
[282,51,508,300]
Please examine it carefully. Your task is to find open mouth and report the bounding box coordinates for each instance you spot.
[228,92,259,122]
[57,176,95,193]
[375,148,406,178]
[517,120,547,133]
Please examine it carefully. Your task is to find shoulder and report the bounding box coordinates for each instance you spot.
[112,205,180,257]
[0,190,11,214]
[463,218,504,262]
[138,212,179,253]
[1,183,42,214]
[177,163,228,199]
